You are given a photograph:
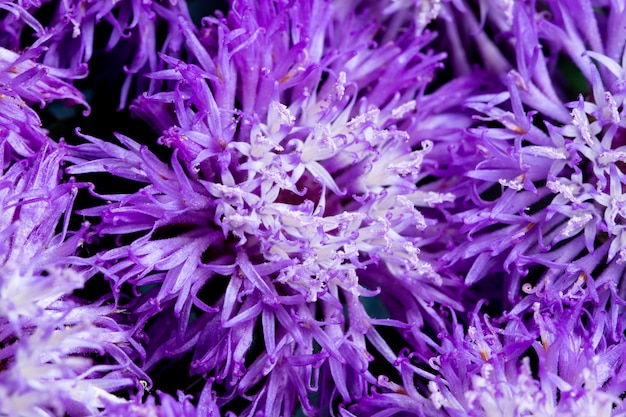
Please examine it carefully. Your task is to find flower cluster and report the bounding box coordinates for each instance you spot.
[3,0,626,416]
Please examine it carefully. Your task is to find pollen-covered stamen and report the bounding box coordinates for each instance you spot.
[499,173,526,190]
[532,303,550,351]
[571,106,596,147]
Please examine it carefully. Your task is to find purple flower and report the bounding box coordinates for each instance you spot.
[66,0,467,414]
[399,1,626,414]
[423,1,626,312]
[0,144,148,415]
[428,295,626,417]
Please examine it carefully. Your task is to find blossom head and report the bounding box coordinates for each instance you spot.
[65,0,468,414]
[0,144,150,415]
